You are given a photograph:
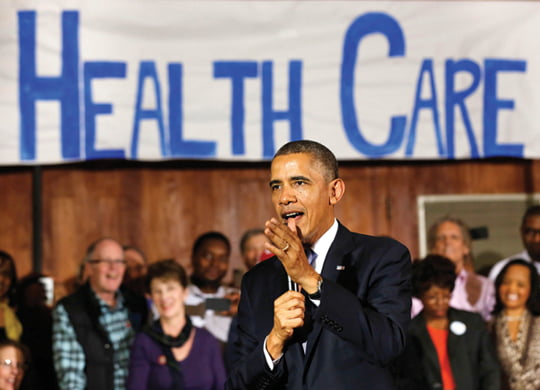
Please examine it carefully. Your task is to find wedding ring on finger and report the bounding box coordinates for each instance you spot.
[282,242,290,251]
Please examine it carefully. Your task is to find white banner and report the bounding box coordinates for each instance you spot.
[0,1,538,165]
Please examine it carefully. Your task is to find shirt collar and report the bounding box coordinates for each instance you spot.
[90,287,124,310]
[457,268,468,281]
[311,219,338,269]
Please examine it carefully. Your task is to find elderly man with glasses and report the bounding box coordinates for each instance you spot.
[52,238,148,390]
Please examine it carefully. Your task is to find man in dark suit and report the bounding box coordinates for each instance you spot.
[226,140,412,389]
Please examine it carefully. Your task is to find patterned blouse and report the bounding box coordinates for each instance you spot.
[492,311,540,390]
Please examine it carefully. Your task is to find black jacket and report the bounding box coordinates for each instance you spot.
[227,223,412,390]
[393,308,500,390]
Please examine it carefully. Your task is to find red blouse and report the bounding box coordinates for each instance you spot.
[427,325,456,390]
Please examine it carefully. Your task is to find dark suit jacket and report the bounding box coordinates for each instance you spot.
[394,308,500,390]
[226,222,412,390]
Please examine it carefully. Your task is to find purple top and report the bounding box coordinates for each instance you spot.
[127,326,226,390]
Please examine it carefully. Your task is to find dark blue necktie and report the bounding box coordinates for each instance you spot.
[305,247,317,269]
[295,247,319,352]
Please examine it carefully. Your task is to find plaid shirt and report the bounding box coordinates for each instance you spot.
[52,290,134,390]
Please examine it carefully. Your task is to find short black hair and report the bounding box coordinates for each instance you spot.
[146,259,188,292]
[493,259,540,315]
[522,204,540,226]
[273,140,339,182]
[239,228,265,254]
[412,254,456,298]
[192,231,231,256]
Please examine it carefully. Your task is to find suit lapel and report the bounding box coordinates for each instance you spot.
[413,315,441,377]
[446,309,465,386]
[304,223,355,365]
[320,222,355,283]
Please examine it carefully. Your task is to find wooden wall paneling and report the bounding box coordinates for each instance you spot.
[235,174,273,232]
[378,164,420,256]
[455,160,527,193]
[137,168,193,266]
[337,164,420,257]
[529,160,540,192]
[27,158,540,298]
[0,169,33,278]
[42,168,103,283]
[118,168,144,246]
[232,168,275,274]
[336,166,377,236]
[43,196,80,280]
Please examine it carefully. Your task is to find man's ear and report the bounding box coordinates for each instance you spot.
[329,178,345,205]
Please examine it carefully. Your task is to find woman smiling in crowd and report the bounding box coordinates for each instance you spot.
[490,259,540,390]
[0,339,29,390]
[127,259,226,390]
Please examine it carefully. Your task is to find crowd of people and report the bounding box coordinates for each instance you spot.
[0,222,273,389]
[2,141,540,390]
[396,206,540,390]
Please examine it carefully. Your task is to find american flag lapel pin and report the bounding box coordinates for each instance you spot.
[336,265,345,271]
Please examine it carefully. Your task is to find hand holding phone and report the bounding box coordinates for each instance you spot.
[205,297,232,312]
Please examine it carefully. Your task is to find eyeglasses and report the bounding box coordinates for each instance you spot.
[523,228,540,238]
[424,294,451,303]
[0,359,27,370]
[87,259,127,267]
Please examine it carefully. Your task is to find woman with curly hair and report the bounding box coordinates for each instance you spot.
[490,258,540,390]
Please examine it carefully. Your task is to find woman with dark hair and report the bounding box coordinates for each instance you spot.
[395,255,500,390]
[0,251,21,342]
[127,259,226,390]
[490,259,540,390]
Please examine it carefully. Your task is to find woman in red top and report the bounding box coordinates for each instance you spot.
[394,255,500,390]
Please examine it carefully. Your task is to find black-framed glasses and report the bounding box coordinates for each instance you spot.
[87,259,127,267]
[0,359,27,370]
